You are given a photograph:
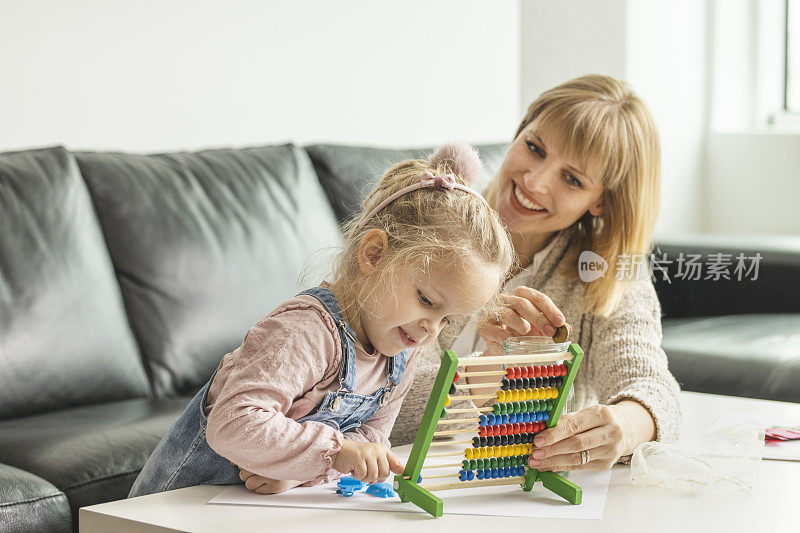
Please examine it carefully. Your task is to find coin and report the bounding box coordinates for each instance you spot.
[552,324,570,343]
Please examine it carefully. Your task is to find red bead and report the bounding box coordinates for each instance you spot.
[560,364,568,376]
[491,425,500,437]
[499,425,508,436]
[525,366,534,378]
[513,367,522,379]
[533,366,542,377]
[525,422,534,433]
[512,423,521,434]
[479,426,487,437]
[545,364,554,376]
[505,368,514,379]
[453,371,460,383]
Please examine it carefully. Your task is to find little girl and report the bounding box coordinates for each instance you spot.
[128,143,514,497]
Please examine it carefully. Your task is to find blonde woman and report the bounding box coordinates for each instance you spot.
[392,74,681,472]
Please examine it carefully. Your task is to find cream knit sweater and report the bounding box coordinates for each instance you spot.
[389,228,682,447]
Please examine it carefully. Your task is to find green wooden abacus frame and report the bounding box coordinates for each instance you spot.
[394,344,584,517]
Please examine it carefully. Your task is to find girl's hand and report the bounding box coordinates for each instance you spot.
[237,468,304,494]
[331,440,405,483]
[526,401,656,471]
[478,287,567,352]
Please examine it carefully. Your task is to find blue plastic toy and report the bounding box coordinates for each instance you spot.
[336,476,368,497]
[365,482,396,498]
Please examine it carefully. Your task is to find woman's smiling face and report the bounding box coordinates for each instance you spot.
[495,121,606,239]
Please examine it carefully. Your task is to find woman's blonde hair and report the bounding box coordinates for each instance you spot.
[486,74,661,316]
[332,153,515,322]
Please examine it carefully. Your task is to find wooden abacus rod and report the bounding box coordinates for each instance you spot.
[448,394,496,401]
[420,472,459,480]
[457,353,573,367]
[433,428,478,436]
[453,383,500,391]
[428,440,472,447]
[437,418,483,425]
[445,407,493,414]
[422,477,525,492]
[426,450,469,458]
[458,370,507,378]
[420,462,463,469]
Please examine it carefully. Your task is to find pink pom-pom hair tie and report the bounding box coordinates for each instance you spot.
[356,168,490,230]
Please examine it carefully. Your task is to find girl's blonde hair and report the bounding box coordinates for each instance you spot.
[486,74,661,316]
[332,151,515,322]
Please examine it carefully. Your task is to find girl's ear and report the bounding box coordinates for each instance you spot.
[358,229,389,275]
[589,196,604,217]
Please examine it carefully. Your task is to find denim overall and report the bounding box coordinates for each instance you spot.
[128,286,407,497]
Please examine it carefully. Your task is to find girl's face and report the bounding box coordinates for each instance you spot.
[357,260,498,357]
[495,122,606,239]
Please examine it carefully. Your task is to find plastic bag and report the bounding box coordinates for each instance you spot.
[630,421,763,494]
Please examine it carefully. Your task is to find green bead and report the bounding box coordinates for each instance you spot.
[490,458,498,468]
[475,459,483,469]
[525,400,534,413]
[513,401,522,413]
[441,408,447,418]
[502,403,509,415]
[491,403,500,414]
[463,460,470,470]
[504,457,511,467]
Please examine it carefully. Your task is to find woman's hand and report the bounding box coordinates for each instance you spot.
[527,400,657,471]
[478,286,567,353]
[237,468,304,494]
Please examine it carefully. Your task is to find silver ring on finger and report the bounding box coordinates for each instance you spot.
[580,450,589,465]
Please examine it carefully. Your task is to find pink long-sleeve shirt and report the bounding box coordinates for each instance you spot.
[204,294,420,486]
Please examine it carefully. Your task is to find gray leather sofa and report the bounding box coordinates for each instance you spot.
[0,143,797,532]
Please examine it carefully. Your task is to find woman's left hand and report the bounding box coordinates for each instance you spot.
[527,400,656,471]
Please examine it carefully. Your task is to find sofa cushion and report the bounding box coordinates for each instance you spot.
[662,314,800,402]
[305,143,508,224]
[76,145,341,396]
[0,463,71,533]
[0,397,190,527]
[0,147,149,420]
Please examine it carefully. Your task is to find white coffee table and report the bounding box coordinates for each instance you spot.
[80,392,800,532]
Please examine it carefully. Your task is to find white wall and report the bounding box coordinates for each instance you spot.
[520,0,709,236]
[625,1,709,236]
[0,0,520,152]
[519,0,627,110]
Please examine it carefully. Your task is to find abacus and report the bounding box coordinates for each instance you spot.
[394,344,584,517]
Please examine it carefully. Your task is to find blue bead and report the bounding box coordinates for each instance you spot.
[535,411,543,421]
[501,415,509,424]
[479,415,488,426]
[488,414,496,425]
[543,412,550,421]
[459,470,467,481]
[476,470,485,480]
[467,470,475,480]
[491,468,498,479]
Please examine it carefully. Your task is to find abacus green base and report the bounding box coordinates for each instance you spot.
[394,476,443,517]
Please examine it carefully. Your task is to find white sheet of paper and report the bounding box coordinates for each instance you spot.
[208,446,611,519]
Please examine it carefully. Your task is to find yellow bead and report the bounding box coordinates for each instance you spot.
[481,447,489,459]
[525,389,533,400]
[444,395,451,407]
[465,448,473,460]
